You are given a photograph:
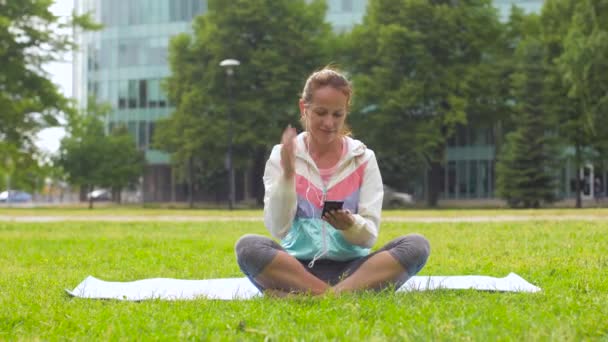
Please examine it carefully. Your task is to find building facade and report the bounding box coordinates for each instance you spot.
[74,0,576,204]
[73,0,207,200]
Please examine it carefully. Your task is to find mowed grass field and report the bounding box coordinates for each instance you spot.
[0,209,607,340]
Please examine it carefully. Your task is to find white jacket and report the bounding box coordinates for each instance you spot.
[263,132,384,261]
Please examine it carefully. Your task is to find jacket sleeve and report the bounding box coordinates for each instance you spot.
[339,151,383,248]
[263,145,298,239]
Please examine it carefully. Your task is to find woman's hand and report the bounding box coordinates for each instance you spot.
[323,209,355,230]
[280,125,297,180]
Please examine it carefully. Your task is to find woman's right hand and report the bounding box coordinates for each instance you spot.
[281,125,297,180]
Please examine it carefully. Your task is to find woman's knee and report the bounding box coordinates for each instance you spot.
[234,234,281,277]
[387,233,430,275]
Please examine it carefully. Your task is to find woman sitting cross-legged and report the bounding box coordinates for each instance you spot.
[235,67,430,296]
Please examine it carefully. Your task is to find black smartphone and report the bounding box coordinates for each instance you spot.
[321,201,344,217]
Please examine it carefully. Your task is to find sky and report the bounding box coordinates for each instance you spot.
[36,0,74,155]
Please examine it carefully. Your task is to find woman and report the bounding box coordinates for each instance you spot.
[235,67,430,296]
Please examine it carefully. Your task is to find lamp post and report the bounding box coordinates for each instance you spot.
[219,58,240,210]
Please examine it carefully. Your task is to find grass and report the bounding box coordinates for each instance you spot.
[1,211,607,340]
[2,206,608,218]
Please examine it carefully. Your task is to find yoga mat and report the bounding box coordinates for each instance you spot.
[66,273,540,301]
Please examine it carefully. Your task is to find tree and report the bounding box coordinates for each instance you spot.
[156,0,335,204]
[56,101,144,209]
[541,0,608,207]
[0,1,99,156]
[0,142,44,194]
[344,0,505,206]
[496,37,557,208]
[103,126,146,204]
[0,1,98,196]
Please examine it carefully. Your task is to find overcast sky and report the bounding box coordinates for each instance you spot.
[36,0,74,155]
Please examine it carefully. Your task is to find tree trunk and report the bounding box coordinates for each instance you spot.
[80,186,88,202]
[188,156,194,209]
[575,143,582,209]
[88,184,94,209]
[116,187,122,204]
[427,161,441,207]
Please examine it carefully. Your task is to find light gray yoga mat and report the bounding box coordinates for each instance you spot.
[66,273,540,301]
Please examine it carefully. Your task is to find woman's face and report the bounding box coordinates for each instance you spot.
[300,86,348,146]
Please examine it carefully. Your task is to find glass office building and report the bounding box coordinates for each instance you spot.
[73,0,369,201]
[73,0,207,200]
[74,0,557,203]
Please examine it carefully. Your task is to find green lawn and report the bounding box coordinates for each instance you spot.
[2,206,608,218]
[1,212,607,340]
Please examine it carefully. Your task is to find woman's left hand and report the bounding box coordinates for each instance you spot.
[323,209,354,230]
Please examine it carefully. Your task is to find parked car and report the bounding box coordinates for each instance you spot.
[0,190,33,203]
[383,185,414,208]
[86,189,111,201]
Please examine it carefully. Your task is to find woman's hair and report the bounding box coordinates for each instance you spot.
[300,66,353,136]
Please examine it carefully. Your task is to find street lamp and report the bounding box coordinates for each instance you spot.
[219,58,240,210]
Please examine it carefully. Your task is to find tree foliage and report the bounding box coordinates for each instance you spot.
[56,101,144,208]
[496,36,557,208]
[344,0,505,205]
[541,0,608,207]
[155,0,335,202]
[0,0,98,193]
[0,0,98,154]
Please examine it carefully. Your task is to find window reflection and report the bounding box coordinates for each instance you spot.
[100,0,206,26]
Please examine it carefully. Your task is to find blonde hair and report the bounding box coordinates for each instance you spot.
[300,66,353,136]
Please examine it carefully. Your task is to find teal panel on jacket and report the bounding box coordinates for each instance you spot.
[281,218,369,261]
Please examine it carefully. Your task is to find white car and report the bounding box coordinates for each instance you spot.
[87,189,111,201]
[383,185,414,208]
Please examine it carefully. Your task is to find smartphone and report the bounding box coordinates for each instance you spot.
[321,200,344,217]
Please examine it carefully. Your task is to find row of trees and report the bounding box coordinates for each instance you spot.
[0,1,144,207]
[2,0,606,208]
[496,1,608,208]
[157,0,608,208]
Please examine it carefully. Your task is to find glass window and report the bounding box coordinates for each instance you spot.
[457,126,467,146]
[194,0,207,16]
[128,80,138,109]
[438,165,446,198]
[118,80,128,109]
[469,160,478,197]
[99,81,109,102]
[138,121,147,148]
[148,79,159,108]
[457,160,467,198]
[149,122,156,147]
[139,80,148,108]
[480,160,489,197]
[447,161,456,198]
[170,0,180,22]
[99,40,112,69]
[127,121,137,140]
[118,40,143,67]
[118,42,128,67]
[489,160,495,197]
[128,0,139,25]
[118,0,129,26]
[342,0,353,11]
[101,0,113,26]
[148,38,168,66]
[87,44,99,71]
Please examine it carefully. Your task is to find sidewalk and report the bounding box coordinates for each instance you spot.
[1,214,606,223]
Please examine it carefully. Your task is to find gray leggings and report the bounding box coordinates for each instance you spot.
[235,234,430,292]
